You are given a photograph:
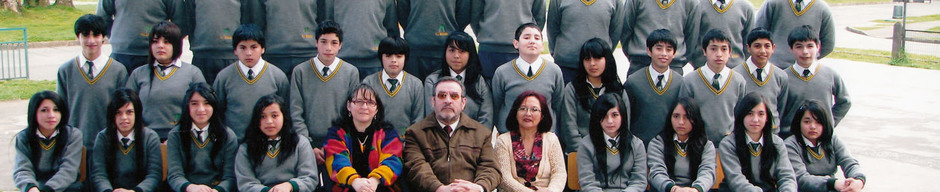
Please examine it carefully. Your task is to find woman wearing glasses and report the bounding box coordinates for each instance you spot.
[495,91,567,192]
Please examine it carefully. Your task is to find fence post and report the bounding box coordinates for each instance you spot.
[891,22,904,60]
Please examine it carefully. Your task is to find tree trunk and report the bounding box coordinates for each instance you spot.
[37,0,49,6]
[53,0,71,7]
[1,0,22,14]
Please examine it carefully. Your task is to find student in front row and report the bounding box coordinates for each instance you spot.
[14,91,83,192]
[166,83,238,192]
[647,97,716,192]
[363,37,425,135]
[492,23,565,133]
[625,29,685,144]
[213,24,290,142]
[577,94,647,192]
[91,89,163,192]
[733,28,789,132]
[423,31,494,128]
[719,92,797,192]
[235,95,319,192]
[560,38,629,153]
[785,100,865,192]
[679,29,746,146]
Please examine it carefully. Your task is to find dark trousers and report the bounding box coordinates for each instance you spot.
[558,64,578,83]
[192,56,237,84]
[478,51,518,81]
[111,53,149,73]
[403,52,441,81]
[264,56,314,80]
[343,57,383,80]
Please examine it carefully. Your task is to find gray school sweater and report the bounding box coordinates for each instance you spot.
[620,0,702,67]
[755,0,835,69]
[166,126,238,192]
[546,0,626,68]
[424,70,495,128]
[96,0,179,56]
[779,64,850,134]
[290,59,360,148]
[718,133,797,192]
[491,59,565,133]
[576,135,647,192]
[363,71,426,134]
[559,83,630,153]
[471,0,547,53]
[689,0,755,69]
[177,0,239,59]
[13,126,83,192]
[91,128,163,192]
[624,69,684,144]
[323,0,399,67]
[647,136,716,192]
[679,68,746,145]
[57,57,128,148]
[733,63,789,130]
[126,63,207,139]
[213,62,290,141]
[242,0,318,58]
[397,0,471,56]
[784,136,865,192]
[234,136,319,192]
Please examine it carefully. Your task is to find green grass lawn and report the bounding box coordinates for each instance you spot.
[0,79,56,101]
[0,5,96,42]
[829,47,940,70]
[873,14,940,24]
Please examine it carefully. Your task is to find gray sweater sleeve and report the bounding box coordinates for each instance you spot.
[289,68,311,143]
[558,84,581,153]
[625,137,648,192]
[491,71,506,131]
[646,136,673,192]
[410,78,427,126]
[216,129,240,192]
[383,0,400,38]
[681,2,703,66]
[785,136,832,192]
[165,127,187,191]
[291,139,320,192]
[396,0,410,29]
[576,138,603,192]
[772,136,798,192]
[13,131,39,192]
[91,131,114,191]
[718,137,762,192]
[609,0,627,47]
[830,72,851,126]
[96,0,115,27]
[693,140,717,191]
[546,0,560,52]
[45,129,84,191]
[476,79,495,128]
[136,130,165,192]
[832,136,865,182]
[533,0,547,30]
[234,144,267,192]
[818,9,835,59]
[619,0,637,57]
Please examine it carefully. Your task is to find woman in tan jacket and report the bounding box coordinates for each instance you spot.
[495,91,567,192]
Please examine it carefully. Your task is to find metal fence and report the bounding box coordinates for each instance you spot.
[0,28,29,80]
[904,29,940,57]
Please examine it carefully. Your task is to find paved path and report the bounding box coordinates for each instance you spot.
[831,2,940,55]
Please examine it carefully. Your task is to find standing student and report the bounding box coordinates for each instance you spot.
[718,92,797,192]
[620,0,702,75]
[779,25,850,139]
[471,0,547,81]
[397,0,471,80]
[362,37,425,134]
[96,0,182,72]
[14,91,83,192]
[755,0,835,69]
[91,89,163,192]
[577,94,646,192]
[785,100,865,192]
[242,0,319,78]
[165,83,238,192]
[213,24,290,141]
[624,29,685,144]
[559,38,629,153]
[733,28,789,131]
[423,32,494,128]
[647,97,716,192]
[125,21,207,140]
[176,0,243,83]
[689,0,755,69]
[546,0,625,82]
[323,0,398,79]
[679,29,746,145]
[491,23,565,133]
[235,95,319,192]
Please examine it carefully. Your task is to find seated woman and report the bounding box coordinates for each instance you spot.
[324,84,403,192]
[423,31,494,128]
[577,93,647,192]
[235,95,318,192]
[719,92,797,192]
[785,100,865,192]
[495,91,566,192]
[166,83,238,192]
[559,38,629,154]
[14,91,83,192]
[91,89,163,192]
[648,97,716,192]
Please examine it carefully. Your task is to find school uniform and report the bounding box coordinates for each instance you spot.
[624,66,684,144]
[397,0,471,80]
[679,67,746,145]
[576,135,647,192]
[471,0,547,79]
[176,0,241,83]
[558,82,630,153]
[290,57,360,148]
[165,125,238,192]
[323,126,403,191]
[90,128,163,192]
[126,60,207,140]
[785,136,866,192]
[96,0,181,71]
[242,0,319,77]
[546,0,626,80]
[733,60,789,130]
[779,62,850,138]
[13,126,84,192]
[57,55,128,149]
[234,135,319,192]
[620,0,702,75]
[323,0,399,79]
[647,135,716,192]
[718,133,797,192]
[491,57,565,133]
[423,70,495,128]
[363,71,425,135]
[690,0,755,69]
[755,0,835,69]
[213,60,290,142]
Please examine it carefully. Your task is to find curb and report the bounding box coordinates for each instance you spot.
[846,26,872,36]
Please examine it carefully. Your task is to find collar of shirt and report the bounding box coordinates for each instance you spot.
[238,59,267,78]
[604,134,619,149]
[267,136,281,148]
[382,70,402,87]
[712,0,725,6]
[436,119,461,137]
[153,59,183,71]
[648,65,671,84]
[514,57,544,75]
[78,54,108,75]
[701,65,731,88]
[673,134,688,143]
[449,68,467,82]
[35,129,60,140]
[793,0,807,8]
[314,56,340,75]
[747,135,764,146]
[745,58,771,78]
[192,123,209,140]
[791,61,819,76]
[117,130,136,143]
[802,136,817,148]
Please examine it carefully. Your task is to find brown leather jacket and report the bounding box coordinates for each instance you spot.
[403,113,501,191]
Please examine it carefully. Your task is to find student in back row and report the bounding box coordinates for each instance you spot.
[492,23,564,133]
[679,29,746,145]
[621,0,702,75]
[625,29,684,144]
[756,0,835,69]
[363,37,425,134]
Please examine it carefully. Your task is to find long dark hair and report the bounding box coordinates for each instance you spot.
[333,84,393,134]
[505,91,553,134]
[587,93,631,182]
[659,97,707,181]
[573,38,622,111]
[244,94,297,165]
[438,31,485,103]
[25,91,71,170]
[732,92,778,186]
[146,21,184,95]
[104,88,148,182]
[789,100,834,163]
[176,83,229,171]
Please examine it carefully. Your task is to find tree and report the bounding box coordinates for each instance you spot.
[53,0,71,7]
[1,0,22,14]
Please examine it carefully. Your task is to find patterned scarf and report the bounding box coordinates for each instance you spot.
[511,131,543,189]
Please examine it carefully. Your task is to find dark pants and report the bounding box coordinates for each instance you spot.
[111,53,149,73]
[627,55,686,76]
[558,64,578,83]
[403,52,441,81]
[192,57,237,84]
[478,51,518,81]
[264,56,313,80]
[343,57,383,80]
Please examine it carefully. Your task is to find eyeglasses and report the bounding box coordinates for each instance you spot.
[517,107,541,113]
[435,92,462,100]
[350,100,377,107]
